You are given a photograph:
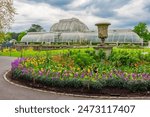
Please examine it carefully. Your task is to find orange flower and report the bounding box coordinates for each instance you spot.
[134,63,138,67]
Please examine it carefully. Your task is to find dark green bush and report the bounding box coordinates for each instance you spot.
[12,69,150,92]
[90,81,103,90]
[118,44,143,49]
[63,78,83,88]
[105,78,127,88]
[127,80,148,92]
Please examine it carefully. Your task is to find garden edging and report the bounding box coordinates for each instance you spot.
[3,70,150,99]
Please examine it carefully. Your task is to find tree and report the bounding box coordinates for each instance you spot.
[0,32,5,43]
[27,24,45,32]
[0,0,15,43]
[133,22,150,41]
[0,0,15,32]
[17,31,27,41]
[4,32,12,41]
[11,32,19,40]
[0,32,12,43]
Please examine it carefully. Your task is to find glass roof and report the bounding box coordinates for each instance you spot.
[50,18,89,32]
[21,29,143,43]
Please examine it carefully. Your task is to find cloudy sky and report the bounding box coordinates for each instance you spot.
[11,0,150,32]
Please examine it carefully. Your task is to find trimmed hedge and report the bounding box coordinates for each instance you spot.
[12,69,150,92]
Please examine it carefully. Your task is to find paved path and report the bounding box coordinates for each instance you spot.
[0,56,86,100]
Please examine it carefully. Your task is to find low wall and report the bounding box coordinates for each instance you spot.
[13,45,75,51]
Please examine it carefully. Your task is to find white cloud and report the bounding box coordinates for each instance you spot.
[116,0,146,18]
[11,0,102,32]
[115,0,150,24]
[67,0,91,8]
[11,0,71,31]
[10,0,150,32]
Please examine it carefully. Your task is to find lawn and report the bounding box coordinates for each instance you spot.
[0,47,93,57]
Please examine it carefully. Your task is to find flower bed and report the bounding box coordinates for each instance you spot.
[11,48,150,93]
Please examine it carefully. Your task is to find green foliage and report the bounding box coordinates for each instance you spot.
[109,48,150,67]
[12,69,150,92]
[133,22,150,41]
[95,49,106,61]
[4,32,12,41]
[71,52,96,69]
[11,47,150,93]
[0,48,93,57]
[89,80,103,90]
[118,44,143,49]
[10,32,20,40]
[105,78,127,88]
[17,31,27,41]
[85,49,106,62]
[0,32,5,43]
[127,80,148,92]
[27,24,45,32]
[63,78,83,88]
[0,32,12,43]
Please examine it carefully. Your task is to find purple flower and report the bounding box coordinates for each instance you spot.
[102,75,106,79]
[124,77,129,81]
[39,71,43,76]
[56,72,60,78]
[11,58,25,69]
[109,73,112,78]
[142,73,150,80]
[74,72,79,78]
[81,73,85,78]
[89,71,93,77]
[132,73,137,79]
[21,68,28,74]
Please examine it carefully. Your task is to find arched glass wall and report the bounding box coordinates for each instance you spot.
[21,30,143,44]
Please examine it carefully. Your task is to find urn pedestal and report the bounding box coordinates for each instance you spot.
[95,22,112,57]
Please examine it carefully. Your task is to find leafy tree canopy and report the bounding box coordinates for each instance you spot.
[18,31,27,41]
[133,22,150,41]
[27,24,45,32]
[10,32,19,40]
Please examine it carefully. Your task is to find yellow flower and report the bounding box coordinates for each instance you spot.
[77,68,80,70]
[87,69,90,73]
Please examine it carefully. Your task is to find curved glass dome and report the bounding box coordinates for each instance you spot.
[50,18,89,32]
[21,29,143,44]
[21,32,54,42]
[105,29,143,43]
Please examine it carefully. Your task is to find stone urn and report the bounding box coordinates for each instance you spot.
[95,22,111,45]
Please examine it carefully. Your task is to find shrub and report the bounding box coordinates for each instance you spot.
[105,78,127,89]
[63,78,83,88]
[118,44,143,49]
[71,53,95,69]
[127,80,148,92]
[90,81,103,90]
[97,49,106,60]
[109,48,141,66]
[85,49,106,62]
[12,68,150,92]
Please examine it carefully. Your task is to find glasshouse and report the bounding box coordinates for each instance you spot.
[21,18,143,44]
